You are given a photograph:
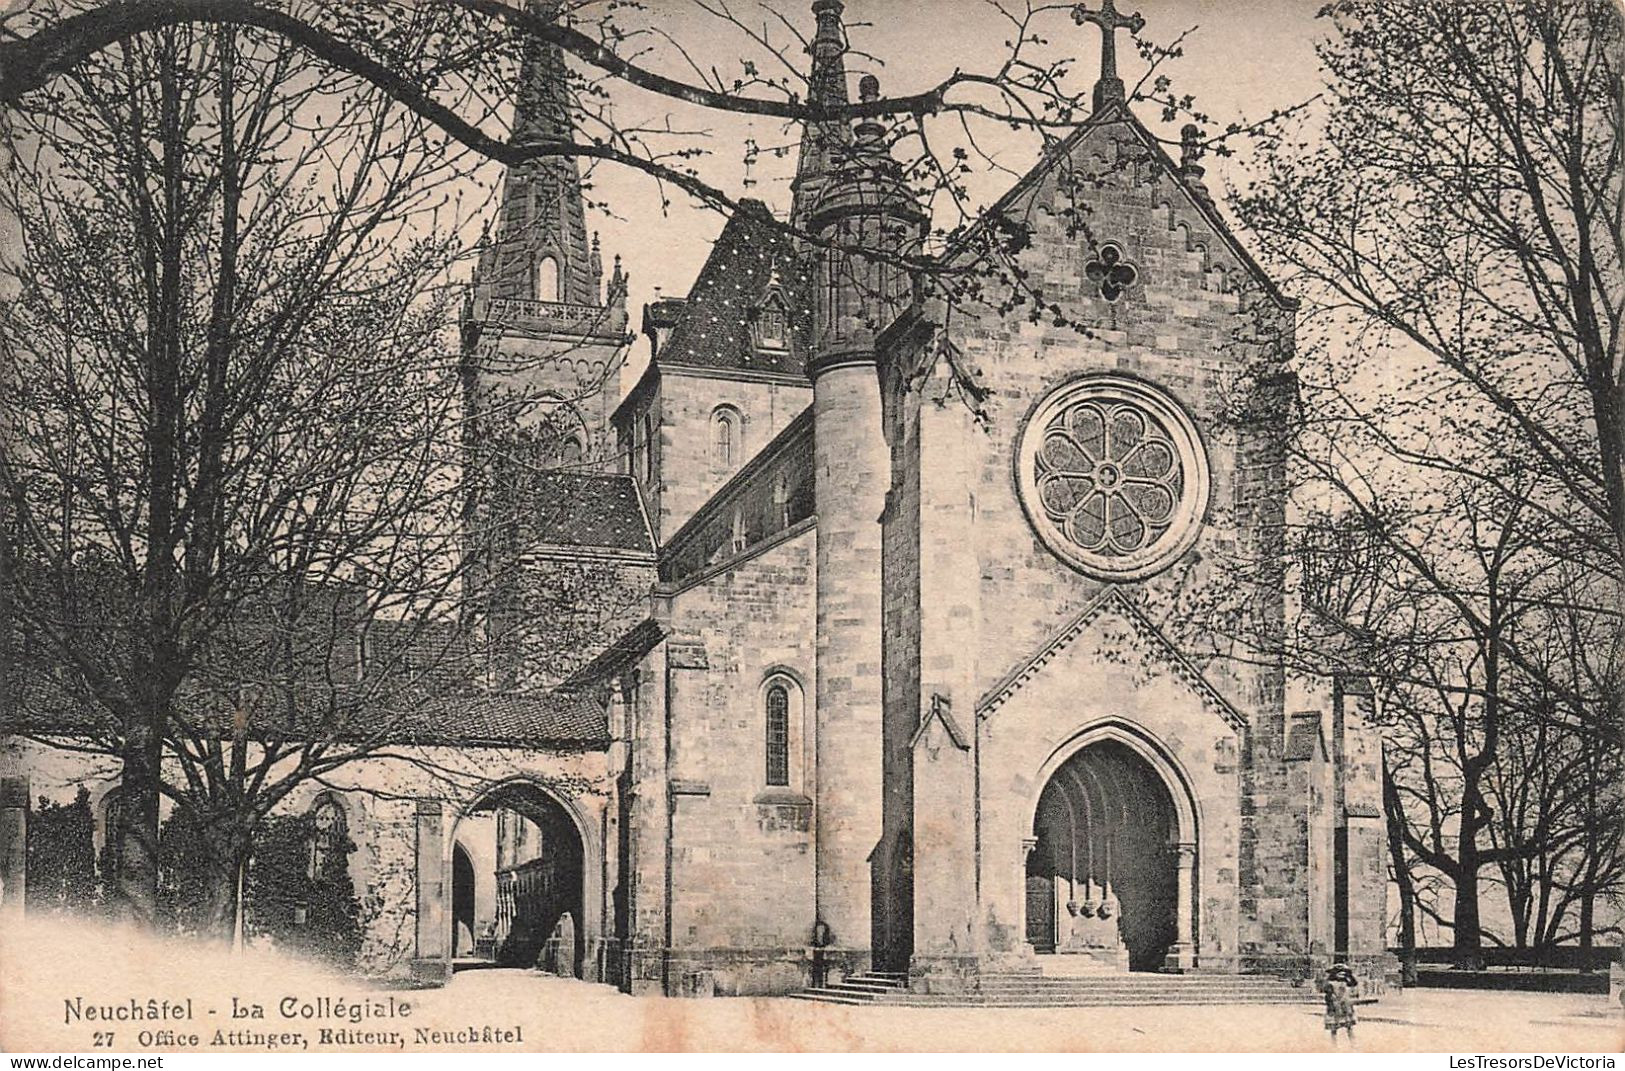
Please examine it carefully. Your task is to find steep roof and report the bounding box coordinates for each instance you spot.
[653,200,812,377]
[527,472,654,554]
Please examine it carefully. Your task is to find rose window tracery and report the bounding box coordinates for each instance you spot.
[1017,377,1209,579]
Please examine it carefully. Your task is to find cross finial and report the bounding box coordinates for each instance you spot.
[1072,0,1145,112]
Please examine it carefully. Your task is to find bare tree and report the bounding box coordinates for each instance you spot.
[0,12,480,930]
[0,0,1321,938]
[1218,0,1622,968]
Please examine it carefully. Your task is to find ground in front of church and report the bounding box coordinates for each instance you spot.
[1,915,1618,1052]
[436,969,1622,1053]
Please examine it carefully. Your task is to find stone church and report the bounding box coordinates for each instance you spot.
[0,0,1391,998]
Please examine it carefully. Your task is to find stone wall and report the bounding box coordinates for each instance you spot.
[892,113,1302,975]
[0,736,616,981]
[649,369,811,542]
[641,526,819,994]
[473,321,629,468]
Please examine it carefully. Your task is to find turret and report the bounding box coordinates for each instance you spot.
[803,65,927,976]
[806,73,928,370]
[790,0,852,235]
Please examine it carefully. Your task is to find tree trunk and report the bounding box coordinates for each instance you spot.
[1382,761,1419,985]
[197,824,252,944]
[1578,890,1595,962]
[115,726,162,925]
[1451,808,1486,972]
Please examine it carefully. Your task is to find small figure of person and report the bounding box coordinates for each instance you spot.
[1323,962,1359,1048]
[810,919,833,989]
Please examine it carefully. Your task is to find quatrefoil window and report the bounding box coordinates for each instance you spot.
[1085,242,1138,302]
[1016,376,1209,580]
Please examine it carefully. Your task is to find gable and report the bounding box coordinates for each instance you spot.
[977,588,1247,733]
[951,104,1293,310]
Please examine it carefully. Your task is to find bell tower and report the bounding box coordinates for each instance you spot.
[460,0,634,689]
[462,0,630,468]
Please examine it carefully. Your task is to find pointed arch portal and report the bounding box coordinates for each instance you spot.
[1026,729,1197,971]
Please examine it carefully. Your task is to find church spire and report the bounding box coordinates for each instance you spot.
[791,0,852,232]
[478,0,598,308]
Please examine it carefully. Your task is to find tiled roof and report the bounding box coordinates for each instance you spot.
[561,617,664,688]
[400,689,610,746]
[528,472,653,554]
[655,200,811,376]
[4,684,610,749]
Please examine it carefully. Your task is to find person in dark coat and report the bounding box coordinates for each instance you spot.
[1323,963,1360,1047]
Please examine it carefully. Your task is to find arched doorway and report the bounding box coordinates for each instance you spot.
[1026,737,1190,971]
[450,782,586,976]
[451,844,476,958]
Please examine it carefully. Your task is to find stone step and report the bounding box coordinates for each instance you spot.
[975,983,1300,992]
[794,971,1316,1007]
[885,996,1310,1007]
[788,989,878,1005]
[968,981,1300,988]
[820,981,904,995]
[975,983,1300,993]
[928,982,1300,991]
[884,987,1308,1006]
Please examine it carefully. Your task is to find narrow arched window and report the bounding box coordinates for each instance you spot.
[765,683,791,787]
[560,437,584,467]
[712,408,737,469]
[536,256,560,301]
[773,473,791,528]
[307,795,348,884]
[99,788,125,880]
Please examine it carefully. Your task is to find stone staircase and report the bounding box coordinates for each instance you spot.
[794,971,912,1005]
[794,970,1314,1007]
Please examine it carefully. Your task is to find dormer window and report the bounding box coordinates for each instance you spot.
[754,302,788,349]
[751,270,791,351]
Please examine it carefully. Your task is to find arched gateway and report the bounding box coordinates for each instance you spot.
[1026,728,1198,971]
[448,781,590,976]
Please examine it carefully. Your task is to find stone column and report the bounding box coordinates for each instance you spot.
[1018,837,1039,955]
[413,800,447,982]
[1168,841,1197,971]
[0,777,28,919]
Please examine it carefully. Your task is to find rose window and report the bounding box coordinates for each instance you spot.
[1017,377,1209,579]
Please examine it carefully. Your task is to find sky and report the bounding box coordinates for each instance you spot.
[0,0,1340,379]
[537,0,1338,391]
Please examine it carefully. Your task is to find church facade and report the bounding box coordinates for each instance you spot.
[0,0,1392,998]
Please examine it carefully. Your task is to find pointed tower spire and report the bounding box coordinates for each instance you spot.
[477,0,598,308]
[791,0,851,232]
